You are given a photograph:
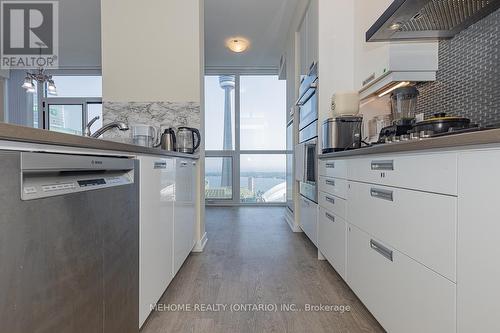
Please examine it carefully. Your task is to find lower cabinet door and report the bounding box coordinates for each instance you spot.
[299,196,318,247]
[173,159,196,275]
[347,225,456,333]
[139,157,175,328]
[318,207,346,279]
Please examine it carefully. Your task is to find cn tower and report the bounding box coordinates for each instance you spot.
[219,75,235,188]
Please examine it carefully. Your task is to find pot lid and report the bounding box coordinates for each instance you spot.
[416,113,470,125]
[416,117,470,125]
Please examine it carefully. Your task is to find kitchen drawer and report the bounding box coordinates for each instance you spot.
[318,207,347,279]
[347,225,456,333]
[348,153,457,195]
[348,181,456,281]
[300,196,318,247]
[318,159,347,179]
[318,176,347,199]
[318,191,346,219]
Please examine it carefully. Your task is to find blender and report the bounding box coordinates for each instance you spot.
[378,86,419,143]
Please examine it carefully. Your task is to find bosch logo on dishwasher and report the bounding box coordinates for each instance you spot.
[91,160,103,165]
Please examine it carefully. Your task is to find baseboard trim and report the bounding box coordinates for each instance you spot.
[284,209,302,233]
[192,232,208,252]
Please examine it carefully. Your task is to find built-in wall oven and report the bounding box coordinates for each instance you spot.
[295,64,318,203]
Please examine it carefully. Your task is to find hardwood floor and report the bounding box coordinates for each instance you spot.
[141,207,384,333]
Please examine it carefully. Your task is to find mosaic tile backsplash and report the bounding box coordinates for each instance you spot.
[415,9,499,127]
[102,101,200,142]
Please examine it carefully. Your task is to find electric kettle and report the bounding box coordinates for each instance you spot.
[176,127,201,154]
[157,128,177,151]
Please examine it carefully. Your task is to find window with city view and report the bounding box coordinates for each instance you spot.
[204,75,287,204]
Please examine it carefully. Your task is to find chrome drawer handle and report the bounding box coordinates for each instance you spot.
[325,162,335,169]
[371,160,394,171]
[370,239,393,262]
[325,179,335,186]
[325,212,335,223]
[370,188,393,201]
[325,196,335,205]
[154,161,167,169]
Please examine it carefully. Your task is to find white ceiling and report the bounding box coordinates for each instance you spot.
[204,0,301,71]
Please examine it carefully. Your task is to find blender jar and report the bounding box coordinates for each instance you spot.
[391,86,419,125]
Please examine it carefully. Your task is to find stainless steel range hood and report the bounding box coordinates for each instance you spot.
[367,0,500,42]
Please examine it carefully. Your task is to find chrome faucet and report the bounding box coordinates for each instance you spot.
[90,121,129,138]
[84,116,100,136]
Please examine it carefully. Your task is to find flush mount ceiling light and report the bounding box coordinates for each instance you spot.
[225,37,250,53]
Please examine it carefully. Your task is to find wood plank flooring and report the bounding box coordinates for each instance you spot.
[141,207,384,333]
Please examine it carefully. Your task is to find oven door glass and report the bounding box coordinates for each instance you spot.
[304,141,317,184]
[299,92,317,131]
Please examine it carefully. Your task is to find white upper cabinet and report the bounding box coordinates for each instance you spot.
[353,0,438,98]
[307,0,318,71]
[298,0,319,76]
[298,14,309,76]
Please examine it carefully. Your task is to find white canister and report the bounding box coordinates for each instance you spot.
[331,91,360,116]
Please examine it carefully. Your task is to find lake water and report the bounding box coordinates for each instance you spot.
[206,176,285,194]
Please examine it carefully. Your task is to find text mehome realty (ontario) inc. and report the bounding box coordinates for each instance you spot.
[151,303,352,313]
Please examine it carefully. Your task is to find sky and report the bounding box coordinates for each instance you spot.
[204,75,287,173]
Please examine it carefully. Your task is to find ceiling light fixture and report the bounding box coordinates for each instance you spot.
[22,68,57,95]
[377,81,411,97]
[22,77,34,90]
[225,37,250,53]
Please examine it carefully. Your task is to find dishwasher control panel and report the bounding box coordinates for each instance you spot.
[22,174,133,200]
[20,152,136,201]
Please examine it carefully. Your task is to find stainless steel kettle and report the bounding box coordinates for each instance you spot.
[157,128,177,151]
[176,127,201,154]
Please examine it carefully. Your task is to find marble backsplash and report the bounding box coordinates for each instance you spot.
[102,101,200,142]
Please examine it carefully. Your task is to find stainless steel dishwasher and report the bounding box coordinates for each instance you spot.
[0,151,139,333]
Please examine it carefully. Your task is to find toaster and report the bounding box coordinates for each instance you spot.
[321,116,363,154]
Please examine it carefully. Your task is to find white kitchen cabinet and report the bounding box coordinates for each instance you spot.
[318,207,347,279]
[318,176,347,199]
[318,191,346,220]
[298,14,308,76]
[318,159,347,179]
[173,159,197,275]
[298,0,318,76]
[348,181,457,282]
[347,224,456,333]
[348,152,458,195]
[299,195,318,247]
[457,151,500,333]
[139,156,175,328]
[306,0,318,71]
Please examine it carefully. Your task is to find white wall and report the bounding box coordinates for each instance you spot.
[101,0,202,102]
[58,0,101,70]
[101,0,206,247]
[0,78,5,123]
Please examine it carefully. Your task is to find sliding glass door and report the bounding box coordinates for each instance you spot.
[205,74,287,205]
